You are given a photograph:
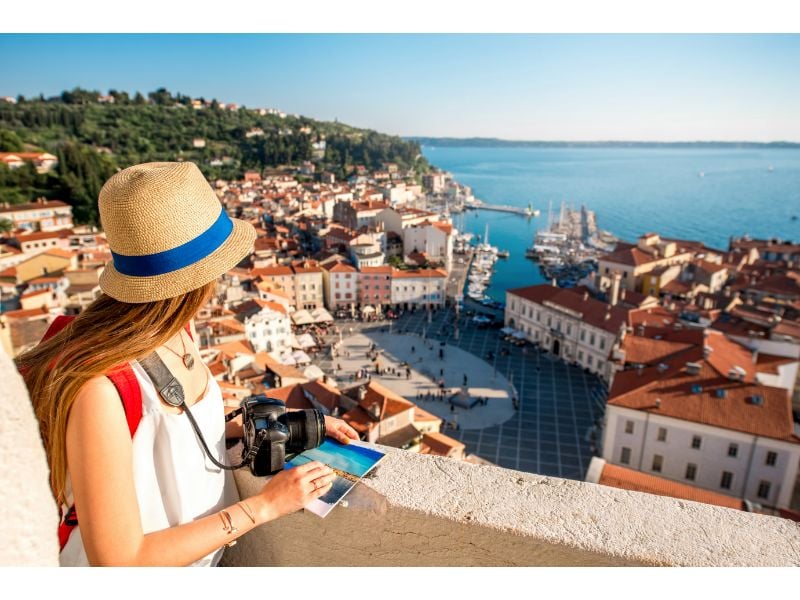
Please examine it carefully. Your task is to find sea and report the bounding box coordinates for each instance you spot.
[421,146,800,301]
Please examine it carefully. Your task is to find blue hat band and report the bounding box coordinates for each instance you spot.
[111,209,234,277]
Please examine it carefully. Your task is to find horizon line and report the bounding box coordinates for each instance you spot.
[406,136,800,145]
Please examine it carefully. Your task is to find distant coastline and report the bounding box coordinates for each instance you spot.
[409,137,800,149]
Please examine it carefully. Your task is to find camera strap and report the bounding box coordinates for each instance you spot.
[139,352,248,471]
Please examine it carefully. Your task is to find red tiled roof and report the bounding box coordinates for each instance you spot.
[609,332,797,442]
[599,247,660,267]
[419,432,465,457]
[621,335,694,366]
[326,261,357,273]
[360,265,393,274]
[1,306,49,319]
[755,353,798,375]
[20,288,50,300]
[253,265,294,277]
[508,284,632,334]
[598,462,744,510]
[16,229,73,242]
[209,340,255,359]
[0,200,69,214]
[696,260,728,274]
[748,273,800,298]
[392,268,447,279]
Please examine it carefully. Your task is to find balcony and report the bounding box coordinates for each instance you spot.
[3,345,800,567]
[220,445,800,567]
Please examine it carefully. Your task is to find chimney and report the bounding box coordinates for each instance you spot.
[685,362,701,375]
[610,271,622,306]
[368,402,381,421]
[655,398,661,409]
[583,291,589,301]
[605,307,611,321]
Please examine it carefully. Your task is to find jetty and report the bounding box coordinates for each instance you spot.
[464,198,540,217]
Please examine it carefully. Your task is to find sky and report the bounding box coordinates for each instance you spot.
[1,33,799,142]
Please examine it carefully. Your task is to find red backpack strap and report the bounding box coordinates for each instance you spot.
[41,314,75,343]
[59,362,142,551]
[107,363,143,439]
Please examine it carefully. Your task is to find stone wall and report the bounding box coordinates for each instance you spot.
[222,445,800,567]
[0,346,59,565]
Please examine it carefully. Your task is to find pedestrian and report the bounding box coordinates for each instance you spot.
[439,368,444,377]
[411,346,415,353]
[439,349,444,360]
[463,373,468,386]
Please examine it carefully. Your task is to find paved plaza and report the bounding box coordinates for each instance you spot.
[316,307,607,481]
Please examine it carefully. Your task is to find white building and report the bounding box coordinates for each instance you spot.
[603,330,800,510]
[402,220,454,272]
[505,285,632,383]
[391,269,447,310]
[292,262,324,311]
[0,199,74,232]
[244,306,292,355]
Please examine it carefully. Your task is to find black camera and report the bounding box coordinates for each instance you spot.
[239,395,326,476]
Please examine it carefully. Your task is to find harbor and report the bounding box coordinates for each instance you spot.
[524,202,619,288]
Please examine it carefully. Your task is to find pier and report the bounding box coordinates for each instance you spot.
[465,199,538,217]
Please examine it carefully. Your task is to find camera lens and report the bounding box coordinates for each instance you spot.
[283,409,326,454]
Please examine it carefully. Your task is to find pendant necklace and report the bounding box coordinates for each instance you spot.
[164,329,195,370]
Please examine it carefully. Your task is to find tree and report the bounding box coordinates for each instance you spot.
[0,129,24,152]
[0,218,12,234]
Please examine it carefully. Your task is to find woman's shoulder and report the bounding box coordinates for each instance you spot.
[71,375,127,428]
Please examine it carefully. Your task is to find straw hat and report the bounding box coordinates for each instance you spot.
[98,162,256,303]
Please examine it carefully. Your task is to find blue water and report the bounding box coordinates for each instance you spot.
[423,146,800,301]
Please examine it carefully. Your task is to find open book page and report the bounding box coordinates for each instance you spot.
[285,439,385,517]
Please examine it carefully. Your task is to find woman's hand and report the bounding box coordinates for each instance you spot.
[254,461,335,522]
[324,415,360,444]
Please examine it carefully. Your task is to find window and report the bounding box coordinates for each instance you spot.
[652,454,663,473]
[765,451,777,466]
[590,333,596,346]
[587,355,593,366]
[685,463,697,481]
[757,481,771,499]
[599,338,606,350]
[691,435,702,449]
[567,324,572,336]
[720,471,733,490]
[580,330,585,342]
[547,316,552,327]
[578,351,583,361]
[620,447,632,465]
[624,420,634,434]
[728,443,738,458]
[657,427,667,442]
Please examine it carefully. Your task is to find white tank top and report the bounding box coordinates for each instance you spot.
[60,359,239,567]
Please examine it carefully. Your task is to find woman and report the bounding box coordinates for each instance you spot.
[16,162,359,566]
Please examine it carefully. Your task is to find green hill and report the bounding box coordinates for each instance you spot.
[0,87,429,225]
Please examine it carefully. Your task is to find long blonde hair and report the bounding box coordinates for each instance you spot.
[16,280,217,510]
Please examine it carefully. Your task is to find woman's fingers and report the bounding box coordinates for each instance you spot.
[297,463,333,485]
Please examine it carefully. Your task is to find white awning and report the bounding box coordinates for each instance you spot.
[310,307,333,323]
[303,364,325,380]
[292,350,312,365]
[296,333,317,349]
[500,326,515,335]
[291,309,314,325]
[361,305,376,314]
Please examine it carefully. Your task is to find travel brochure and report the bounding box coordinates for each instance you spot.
[286,439,385,517]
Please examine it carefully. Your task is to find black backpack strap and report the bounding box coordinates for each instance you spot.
[139,352,185,408]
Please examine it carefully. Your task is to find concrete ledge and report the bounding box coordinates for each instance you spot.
[221,445,800,567]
